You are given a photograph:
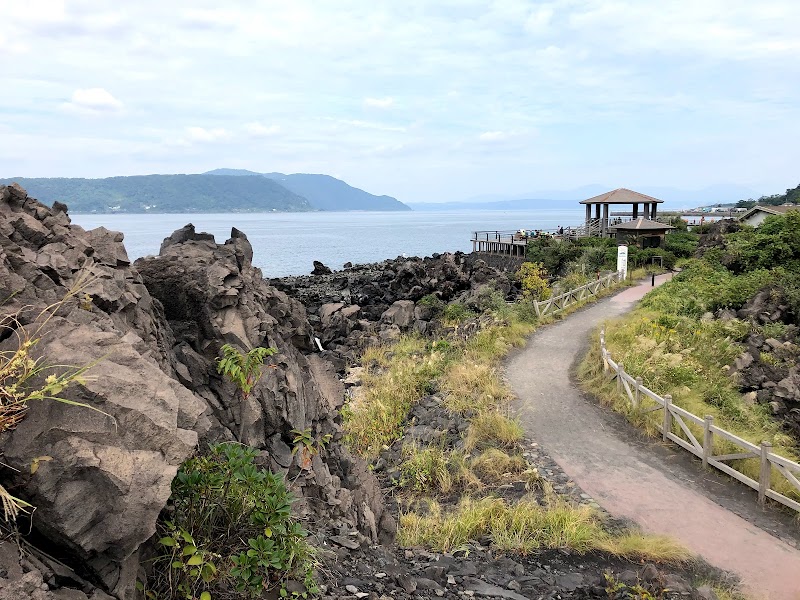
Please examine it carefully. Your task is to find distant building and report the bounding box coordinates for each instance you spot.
[739,204,799,227]
[608,217,674,249]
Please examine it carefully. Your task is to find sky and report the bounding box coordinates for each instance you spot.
[2,0,799,202]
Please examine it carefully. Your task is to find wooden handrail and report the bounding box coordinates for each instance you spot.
[599,327,800,513]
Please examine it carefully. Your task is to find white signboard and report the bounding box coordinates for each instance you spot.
[616,245,628,280]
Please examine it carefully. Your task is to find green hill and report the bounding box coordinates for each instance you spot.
[205,169,410,211]
[0,174,314,213]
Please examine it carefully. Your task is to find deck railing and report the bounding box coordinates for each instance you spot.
[600,328,800,513]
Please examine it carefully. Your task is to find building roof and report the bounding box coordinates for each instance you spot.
[609,217,674,232]
[739,204,799,221]
[580,188,664,205]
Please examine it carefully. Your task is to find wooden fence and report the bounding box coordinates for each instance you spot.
[599,328,800,513]
[533,272,621,318]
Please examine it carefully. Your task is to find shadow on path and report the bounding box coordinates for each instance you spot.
[507,275,800,600]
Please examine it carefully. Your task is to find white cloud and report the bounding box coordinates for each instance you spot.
[335,119,407,133]
[364,97,394,109]
[245,122,281,137]
[478,131,510,142]
[524,6,554,34]
[61,88,124,114]
[3,0,800,199]
[185,127,231,143]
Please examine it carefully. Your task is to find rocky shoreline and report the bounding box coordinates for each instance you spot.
[0,183,732,600]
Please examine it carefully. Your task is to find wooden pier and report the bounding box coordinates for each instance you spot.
[472,222,601,256]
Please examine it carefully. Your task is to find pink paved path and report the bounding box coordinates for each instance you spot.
[508,275,800,600]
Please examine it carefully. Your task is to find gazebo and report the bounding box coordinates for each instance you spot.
[581,188,664,237]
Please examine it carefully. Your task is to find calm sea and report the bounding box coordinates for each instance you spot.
[70,209,585,278]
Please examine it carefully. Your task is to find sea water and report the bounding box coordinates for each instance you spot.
[70,209,585,278]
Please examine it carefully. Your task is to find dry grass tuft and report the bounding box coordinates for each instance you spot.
[440,362,509,414]
[470,448,527,483]
[597,531,691,564]
[398,496,691,562]
[465,411,524,451]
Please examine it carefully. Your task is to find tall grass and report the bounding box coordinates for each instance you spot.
[580,280,800,499]
[343,335,452,457]
[398,496,690,562]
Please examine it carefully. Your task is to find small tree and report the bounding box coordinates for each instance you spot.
[216,344,277,400]
[515,262,552,301]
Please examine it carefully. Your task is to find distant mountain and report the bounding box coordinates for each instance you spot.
[205,169,410,211]
[0,174,313,213]
[416,184,764,211]
[408,198,577,211]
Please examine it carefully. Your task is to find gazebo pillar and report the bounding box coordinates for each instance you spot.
[651,204,657,220]
[601,203,609,237]
[632,203,639,218]
[585,204,591,229]
[643,203,651,219]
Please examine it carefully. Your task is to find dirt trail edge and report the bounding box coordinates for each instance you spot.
[507,275,800,600]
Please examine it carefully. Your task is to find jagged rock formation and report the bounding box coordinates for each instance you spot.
[727,289,800,435]
[0,184,392,599]
[273,253,518,366]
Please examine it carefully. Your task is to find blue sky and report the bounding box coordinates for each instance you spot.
[2,0,799,202]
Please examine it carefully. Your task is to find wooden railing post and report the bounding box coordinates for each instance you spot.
[633,377,642,410]
[759,441,773,505]
[702,415,713,468]
[662,394,672,441]
[616,362,624,394]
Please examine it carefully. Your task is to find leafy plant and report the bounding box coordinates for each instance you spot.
[216,344,277,400]
[291,428,332,470]
[442,302,472,322]
[515,262,552,301]
[418,294,445,314]
[148,442,317,599]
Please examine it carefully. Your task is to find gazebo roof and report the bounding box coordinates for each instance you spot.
[609,217,674,231]
[580,188,664,205]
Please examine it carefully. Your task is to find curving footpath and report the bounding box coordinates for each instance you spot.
[507,275,800,600]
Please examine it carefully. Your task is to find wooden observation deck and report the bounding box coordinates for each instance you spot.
[472,188,671,258]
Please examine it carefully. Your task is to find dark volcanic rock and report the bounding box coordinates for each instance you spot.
[0,185,393,599]
[273,252,519,365]
[0,184,207,598]
[136,226,395,542]
[312,260,333,275]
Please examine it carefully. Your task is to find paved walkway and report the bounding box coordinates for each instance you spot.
[507,276,800,600]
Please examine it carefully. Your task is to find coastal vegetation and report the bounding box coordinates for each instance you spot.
[525,235,684,280]
[580,212,800,499]
[144,344,317,599]
[147,443,317,600]
[342,271,689,566]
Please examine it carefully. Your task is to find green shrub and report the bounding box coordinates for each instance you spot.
[628,247,676,270]
[418,294,445,314]
[146,443,317,599]
[443,302,472,322]
[515,263,552,301]
[526,238,580,276]
[722,212,800,273]
[663,231,699,258]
